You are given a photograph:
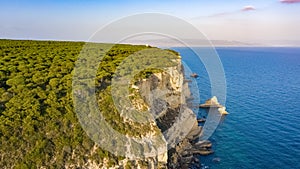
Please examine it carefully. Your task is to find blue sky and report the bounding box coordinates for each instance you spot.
[1,0,300,45]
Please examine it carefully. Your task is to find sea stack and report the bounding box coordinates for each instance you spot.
[218,107,229,115]
[190,73,199,78]
[200,96,229,115]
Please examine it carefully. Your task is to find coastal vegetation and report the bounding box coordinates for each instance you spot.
[0,39,179,168]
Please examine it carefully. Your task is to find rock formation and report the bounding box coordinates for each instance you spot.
[200,96,229,115]
[199,96,223,108]
[167,120,214,169]
[218,107,229,115]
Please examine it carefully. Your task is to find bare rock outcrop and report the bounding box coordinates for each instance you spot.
[200,96,229,115]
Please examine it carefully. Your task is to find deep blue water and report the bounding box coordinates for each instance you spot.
[172,47,300,169]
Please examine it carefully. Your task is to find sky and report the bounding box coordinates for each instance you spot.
[1,0,300,46]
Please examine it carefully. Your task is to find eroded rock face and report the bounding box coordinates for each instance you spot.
[131,59,197,167]
[134,59,215,169]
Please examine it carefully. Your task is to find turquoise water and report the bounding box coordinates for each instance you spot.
[173,47,300,169]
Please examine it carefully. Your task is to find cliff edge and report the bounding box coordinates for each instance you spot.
[131,56,212,168]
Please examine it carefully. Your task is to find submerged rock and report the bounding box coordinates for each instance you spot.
[212,157,221,163]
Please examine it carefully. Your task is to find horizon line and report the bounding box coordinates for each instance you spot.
[1,38,300,48]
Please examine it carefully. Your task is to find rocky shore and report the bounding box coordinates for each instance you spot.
[167,96,229,168]
[167,120,214,169]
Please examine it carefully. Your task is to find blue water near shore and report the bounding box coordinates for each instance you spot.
[172,47,300,169]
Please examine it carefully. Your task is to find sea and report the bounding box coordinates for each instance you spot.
[172,47,300,169]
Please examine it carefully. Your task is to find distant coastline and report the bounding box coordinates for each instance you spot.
[2,38,300,48]
[120,38,300,48]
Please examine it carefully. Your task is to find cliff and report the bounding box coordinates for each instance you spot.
[131,57,212,168]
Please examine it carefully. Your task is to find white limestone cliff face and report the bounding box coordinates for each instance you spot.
[135,58,200,168]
